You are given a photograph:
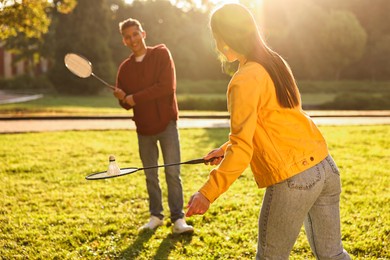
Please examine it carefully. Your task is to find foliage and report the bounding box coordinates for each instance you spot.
[1,0,390,85]
[322,10,366,79]
[318,0,390,80]
[1,80,389,113]
[264,0,367,80]
[177,79,229,94]
[0,0,76,40]
[0,0,76,74]
[48,0,115,95]
[1,0,49,40]
[0,126,389,259]
[298,80,390,94]
[319,93,390,110]
[108,0,225,80]
[0,75,54,91]
[178,94,227,111]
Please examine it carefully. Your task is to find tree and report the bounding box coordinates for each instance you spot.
[108,0,224,80]
[0,0,76,74]
[313,0,390,80]
[49,0,115,94]
[363,34,390,80]
[1,1,49,40]
[344,0,390,80]
[264,0,366,80]
[322,10,366,79]
[0,0,76,40]
[264,0,331,79]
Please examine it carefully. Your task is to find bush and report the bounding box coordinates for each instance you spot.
[178,94,227,111]
[0,75,54,92]
[177,79,229,94]
[319,93,390,110]
[298,80,390,94]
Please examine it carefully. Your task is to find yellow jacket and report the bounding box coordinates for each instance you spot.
[199,62,329,203]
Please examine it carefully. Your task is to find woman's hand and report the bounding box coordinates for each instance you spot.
[185,192,210,217]
[204,148,224,165]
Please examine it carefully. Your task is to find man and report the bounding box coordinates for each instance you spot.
[113,18,193,234]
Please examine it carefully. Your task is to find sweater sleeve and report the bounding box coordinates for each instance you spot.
[199,67,263,203]
[116,68,133,110]
[132,46,175,104]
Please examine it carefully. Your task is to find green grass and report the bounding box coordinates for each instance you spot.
[0,126,389,259]
[0,91,128,116]
[1,80,389,116]
[0,92,231,116]
[0,92,358,117]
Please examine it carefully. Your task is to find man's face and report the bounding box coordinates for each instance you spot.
[122,25,146,56]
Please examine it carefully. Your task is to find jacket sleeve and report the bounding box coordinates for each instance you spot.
[220,141,230,152]
[116,70,133,110]
[199,68,263,203]
[132,47,175,104]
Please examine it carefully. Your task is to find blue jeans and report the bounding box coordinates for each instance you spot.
[256,155,351,260]
[137,120,184,222]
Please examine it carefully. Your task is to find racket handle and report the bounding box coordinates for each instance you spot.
[184,158,205,164]
[184,157,224,165]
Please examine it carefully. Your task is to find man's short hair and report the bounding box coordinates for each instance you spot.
[119,18,144,34]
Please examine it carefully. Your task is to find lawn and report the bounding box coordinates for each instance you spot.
[0,125,389,259]
[0,92,338,117]
[0,92,229,117]
[3,79,389,116]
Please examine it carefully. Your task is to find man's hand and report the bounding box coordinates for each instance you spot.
[186,192,210,217]
[204,148,224,165]
[124,95,136,106]
[113,87,126,100]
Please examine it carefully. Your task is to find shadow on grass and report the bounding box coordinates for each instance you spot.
[117,230,193,260]
[152,232,193,259]
[116,229,154,259]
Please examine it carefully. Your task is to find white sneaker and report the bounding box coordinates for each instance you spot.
[172,218,194,234]
[138,216,163,231]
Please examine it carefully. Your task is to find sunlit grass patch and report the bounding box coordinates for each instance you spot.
[0,126,389,259]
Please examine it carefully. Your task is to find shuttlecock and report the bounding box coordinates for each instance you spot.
[107,155,121,175]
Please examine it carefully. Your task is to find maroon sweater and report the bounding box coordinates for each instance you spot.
[116,44,179,135]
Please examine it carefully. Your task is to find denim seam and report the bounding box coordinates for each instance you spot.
[307,212,318,258]
[261,186,274,255]
[325,156,339,175]
[321,161,327,185]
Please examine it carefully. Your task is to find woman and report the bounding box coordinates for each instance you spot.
[186,3,351,259]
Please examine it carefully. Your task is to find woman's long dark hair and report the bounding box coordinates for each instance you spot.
[210,4,299,108]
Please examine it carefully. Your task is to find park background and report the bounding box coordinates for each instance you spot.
[0,0,389,259]
[1,0,390,111]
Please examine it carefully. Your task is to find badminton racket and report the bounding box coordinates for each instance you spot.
[64,53,114,90]
[86,157,220,181]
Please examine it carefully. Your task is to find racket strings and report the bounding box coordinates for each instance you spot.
[65,54,92,78]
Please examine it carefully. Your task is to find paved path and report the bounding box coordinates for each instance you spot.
[1,111,389,133]
[0,91,389,133]
[0,90,43,104]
